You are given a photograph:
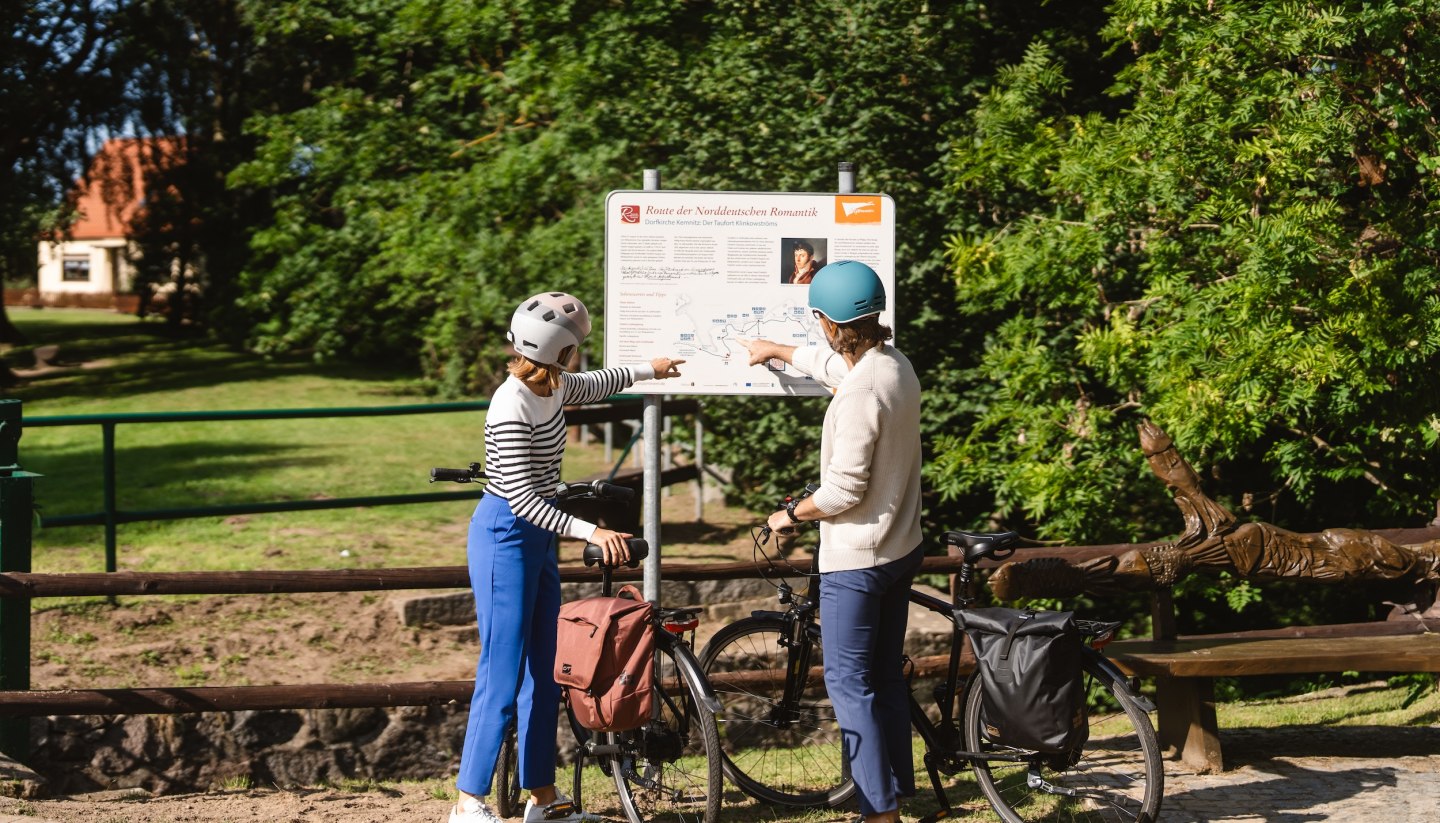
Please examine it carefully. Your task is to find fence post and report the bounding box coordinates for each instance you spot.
[102,421,117,573]
[0,398,36,759]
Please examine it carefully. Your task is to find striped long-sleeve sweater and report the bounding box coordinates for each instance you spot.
[483,364,655,541]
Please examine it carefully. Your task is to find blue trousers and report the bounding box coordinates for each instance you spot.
[819,546,923,816]
[456,493,562,797]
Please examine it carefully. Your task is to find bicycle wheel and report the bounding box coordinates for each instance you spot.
[699,615,854,807]
[495,722,522,817]
[611,642,722,823]
[965,654,1164,822]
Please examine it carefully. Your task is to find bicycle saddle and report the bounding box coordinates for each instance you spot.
[941,530,1022,563]
[582,538,649,568]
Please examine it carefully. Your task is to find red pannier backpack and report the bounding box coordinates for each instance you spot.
[554,584,655,732]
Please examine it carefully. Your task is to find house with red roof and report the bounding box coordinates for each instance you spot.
[35,136,184,310]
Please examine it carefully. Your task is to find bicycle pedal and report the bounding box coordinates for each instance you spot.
[917,811,953,823]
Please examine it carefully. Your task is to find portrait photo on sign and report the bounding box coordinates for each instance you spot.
[780,237,827,285]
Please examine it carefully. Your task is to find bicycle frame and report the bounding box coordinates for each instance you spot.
[570,536,722,823]
[737,523,1156,821]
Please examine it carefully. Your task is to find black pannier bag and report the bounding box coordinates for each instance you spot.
[956,607,1088,753]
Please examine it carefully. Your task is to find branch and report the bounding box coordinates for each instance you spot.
[1290,428,1395,493]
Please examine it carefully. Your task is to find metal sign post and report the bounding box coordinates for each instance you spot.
[642,169,663,604]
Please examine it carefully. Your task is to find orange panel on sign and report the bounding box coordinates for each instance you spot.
[834,195,883,224]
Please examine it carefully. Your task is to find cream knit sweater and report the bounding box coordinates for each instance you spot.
[790,341,923,573]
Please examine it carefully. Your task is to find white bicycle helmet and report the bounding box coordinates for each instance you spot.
[507,292,592,367]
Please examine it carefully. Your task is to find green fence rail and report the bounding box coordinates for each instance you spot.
[21,396,695,574]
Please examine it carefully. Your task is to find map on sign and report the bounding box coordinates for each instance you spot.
[604,190,896,396]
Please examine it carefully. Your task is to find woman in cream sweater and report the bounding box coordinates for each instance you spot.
[740,260,923,823]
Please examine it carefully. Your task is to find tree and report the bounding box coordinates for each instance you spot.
[0,1,129,379]
[933,0,1440,544]
[106,0,351,333]
[230,0,1122,523]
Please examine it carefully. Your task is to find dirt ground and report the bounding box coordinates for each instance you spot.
[0,783,457,823]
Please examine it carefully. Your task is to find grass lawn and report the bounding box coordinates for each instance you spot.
[2,307,708,576]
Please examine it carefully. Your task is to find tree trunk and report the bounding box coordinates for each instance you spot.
[0,303,27,346]
[0,303,23,387]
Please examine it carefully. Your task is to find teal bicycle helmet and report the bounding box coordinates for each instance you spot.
[808,260,886,323]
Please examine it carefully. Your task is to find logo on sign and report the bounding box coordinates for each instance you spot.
[834,195,882,224]
[620,205,641,224]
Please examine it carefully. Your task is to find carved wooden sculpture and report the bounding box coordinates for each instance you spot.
[990,421,1440,605]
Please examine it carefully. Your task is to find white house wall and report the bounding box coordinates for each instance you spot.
[38,238,133,296]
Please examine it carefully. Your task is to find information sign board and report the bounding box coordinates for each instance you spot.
[604,190,896,396]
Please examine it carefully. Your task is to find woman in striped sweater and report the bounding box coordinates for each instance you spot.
[450,292,683,823]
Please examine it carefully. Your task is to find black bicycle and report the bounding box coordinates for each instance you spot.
[431,466,723,823]
[698,487,1163,823]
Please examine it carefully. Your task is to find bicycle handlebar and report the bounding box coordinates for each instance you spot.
[430,467,635,507]
[431,463,484,483]
[557,479,635,502]
[758,482,822,540]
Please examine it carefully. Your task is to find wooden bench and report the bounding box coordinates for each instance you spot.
[978,425,1440,774]
[1106,613,1440,773]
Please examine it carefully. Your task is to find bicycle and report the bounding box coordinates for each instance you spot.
[699,486,1164,823]
[431,466,724,823]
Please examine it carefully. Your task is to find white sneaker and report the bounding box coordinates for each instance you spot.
[449,794,504,823]
[522,793,590,823]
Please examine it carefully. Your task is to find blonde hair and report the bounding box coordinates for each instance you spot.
[507,343,577,392]
[508,356,563,392]
[821,315,893,356]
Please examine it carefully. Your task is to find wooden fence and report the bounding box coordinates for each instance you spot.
[0,395,701,757]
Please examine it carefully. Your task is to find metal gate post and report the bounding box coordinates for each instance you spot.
[0,399,36,759]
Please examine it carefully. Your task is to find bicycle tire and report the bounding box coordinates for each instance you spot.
[495,723,522,818]
[965,654,1164,822]
[699,615,855,808]
[611,642,722,823]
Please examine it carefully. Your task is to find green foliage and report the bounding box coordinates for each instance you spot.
[229,1,1122,523]
[1396,673,1438,710]
[935,0,1440,542]
[0,1,132,361]
[231,0,690,390]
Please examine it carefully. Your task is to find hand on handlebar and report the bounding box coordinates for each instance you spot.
[766,509,799,536]
[591,527,633,566]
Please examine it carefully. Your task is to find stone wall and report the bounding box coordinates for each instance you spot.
[30,704,470,795]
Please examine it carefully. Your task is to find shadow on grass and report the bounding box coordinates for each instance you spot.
[26,439,333,516]
[665,518,753,546]
[7,311,423,406]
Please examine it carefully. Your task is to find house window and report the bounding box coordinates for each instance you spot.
[62,256,91,282]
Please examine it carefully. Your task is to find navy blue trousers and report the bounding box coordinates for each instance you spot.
[456,493,562,797]
[819,546,923,816]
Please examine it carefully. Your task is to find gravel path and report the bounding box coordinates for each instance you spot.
[2,725,1436,822]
